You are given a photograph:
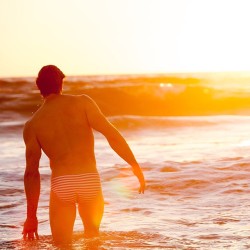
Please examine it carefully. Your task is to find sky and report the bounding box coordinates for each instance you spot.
[1,0,250,77]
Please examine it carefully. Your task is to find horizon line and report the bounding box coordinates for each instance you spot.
[1,69,250,80]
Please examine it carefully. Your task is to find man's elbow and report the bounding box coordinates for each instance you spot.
[106,135,120,147]
[105,129,124,143]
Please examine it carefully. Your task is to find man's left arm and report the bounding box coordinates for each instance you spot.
[22,122,41,240]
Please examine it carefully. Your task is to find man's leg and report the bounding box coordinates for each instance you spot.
[49,191,76,244]
[78,192,104,237]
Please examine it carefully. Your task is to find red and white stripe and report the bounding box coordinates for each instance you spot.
[51,173,101,203]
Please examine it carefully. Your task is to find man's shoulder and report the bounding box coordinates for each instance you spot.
[24,113,39,130]
[24,118,34,130]
[73,94,95,108]
[23,118,35,142]
[63,94,92,103]
[77,94,92,102]
[23,109,42,134]
[24,111,40,128]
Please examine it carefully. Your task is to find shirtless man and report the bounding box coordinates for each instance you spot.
[22,65,145,243]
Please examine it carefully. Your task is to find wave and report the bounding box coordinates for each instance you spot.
[1,74,250,120]
[109,115,216,130]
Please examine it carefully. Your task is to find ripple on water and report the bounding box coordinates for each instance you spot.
[1,231,169,250]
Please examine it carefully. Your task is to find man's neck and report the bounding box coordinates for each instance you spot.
[44,93,62,102]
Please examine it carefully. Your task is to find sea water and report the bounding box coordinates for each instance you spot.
[0,73,250,249]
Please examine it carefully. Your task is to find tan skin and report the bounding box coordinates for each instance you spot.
[22,93,145,243]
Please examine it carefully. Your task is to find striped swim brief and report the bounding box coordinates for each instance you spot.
[51,172,101,204]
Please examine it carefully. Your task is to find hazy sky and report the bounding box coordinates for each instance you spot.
[1,0,250,77]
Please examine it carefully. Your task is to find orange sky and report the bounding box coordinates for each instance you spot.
[1,0,250,77]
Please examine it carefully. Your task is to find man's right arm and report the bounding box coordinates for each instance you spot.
[82,95,145,193]
[23,121,41,239]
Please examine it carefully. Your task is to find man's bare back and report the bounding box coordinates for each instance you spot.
[22,66,145,244]
[28,94,98,176]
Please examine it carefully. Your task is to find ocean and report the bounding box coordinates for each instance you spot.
[0,72,250,249]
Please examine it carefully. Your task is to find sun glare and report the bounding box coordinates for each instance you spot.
[0,0,250,77]
[160,83,173,88]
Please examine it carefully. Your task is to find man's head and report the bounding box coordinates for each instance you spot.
[36,65,65,97]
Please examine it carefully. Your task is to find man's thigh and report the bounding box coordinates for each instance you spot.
[49,191,76,243]
[78,192,104,237]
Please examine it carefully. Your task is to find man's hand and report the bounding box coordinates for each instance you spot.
[22,217,39,240]
[133,167,146,194]
[138,177,145,194]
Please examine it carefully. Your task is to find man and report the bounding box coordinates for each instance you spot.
[22,65,145,243]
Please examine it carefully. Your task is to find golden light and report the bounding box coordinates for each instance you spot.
[0,0,250,77]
